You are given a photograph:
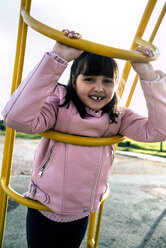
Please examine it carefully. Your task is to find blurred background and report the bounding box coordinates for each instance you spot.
[0,0,165,118]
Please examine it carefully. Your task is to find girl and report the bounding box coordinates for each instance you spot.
[2,29,166,248]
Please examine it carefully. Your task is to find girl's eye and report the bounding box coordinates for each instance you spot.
[103,79,113,84]
[84,77,95,83]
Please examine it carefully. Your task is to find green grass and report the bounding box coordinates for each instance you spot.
[118,138,166,158]
[0,130,41,139]
[1,130,166,158]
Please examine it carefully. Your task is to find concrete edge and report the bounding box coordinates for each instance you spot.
[116,150,166,163]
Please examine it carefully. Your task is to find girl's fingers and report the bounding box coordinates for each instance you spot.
[135,46,154,57]
[62,29,69,35]
[73,32,81,39]
[62,29,82,39]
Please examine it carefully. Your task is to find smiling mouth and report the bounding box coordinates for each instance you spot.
[89,96,105,100]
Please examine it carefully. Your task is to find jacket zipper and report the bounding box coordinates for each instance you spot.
[38,106,73,178]
[38,141,57,177]
[90,116,109,211]
[110,145,114,159]
[61,105,74,211]
[90,146,103,211]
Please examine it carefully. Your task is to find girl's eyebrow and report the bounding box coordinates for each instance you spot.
[82,74,95,77]
[104,76,113,79]
[101,76,114,80]
[82,74,113,80]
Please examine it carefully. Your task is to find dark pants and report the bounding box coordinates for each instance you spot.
[26,207,89,248]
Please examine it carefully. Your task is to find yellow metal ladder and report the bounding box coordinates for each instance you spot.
[0,0,165,247]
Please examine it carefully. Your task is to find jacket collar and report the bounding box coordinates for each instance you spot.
[85,107,102,118]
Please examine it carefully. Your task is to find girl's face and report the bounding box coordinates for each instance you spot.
[74,74,115,111]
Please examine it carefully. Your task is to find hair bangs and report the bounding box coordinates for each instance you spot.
[76,53,118,81]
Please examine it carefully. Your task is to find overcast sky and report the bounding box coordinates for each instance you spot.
[0,0,165,119]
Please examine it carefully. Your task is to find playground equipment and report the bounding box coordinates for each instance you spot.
[0,0,165,247]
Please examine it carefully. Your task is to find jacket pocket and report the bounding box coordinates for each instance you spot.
[24,180,50,204]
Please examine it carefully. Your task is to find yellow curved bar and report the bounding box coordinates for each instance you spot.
[39,131,126,146]
[21,9,158,62]
[1,177,52,211]
[1,175,108,212]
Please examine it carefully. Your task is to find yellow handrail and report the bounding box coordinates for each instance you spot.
[0,0,32,245]
[39,131,125,146]
[149,2,166,42]
[125,1,166,108]
[117,0,158,98]
[21,8,158,62]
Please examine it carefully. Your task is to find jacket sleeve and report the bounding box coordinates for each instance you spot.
[118,71,166,142]
[1,53,68,134]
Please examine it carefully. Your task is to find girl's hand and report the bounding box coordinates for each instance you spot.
[131,46,158,81]
[52,29,83,62]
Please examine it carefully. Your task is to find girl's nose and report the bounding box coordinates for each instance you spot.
[94,82,103,92]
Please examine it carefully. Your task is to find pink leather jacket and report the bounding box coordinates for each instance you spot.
[2,53,166,218]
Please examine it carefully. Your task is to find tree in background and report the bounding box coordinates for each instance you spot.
[0,120,6,130]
